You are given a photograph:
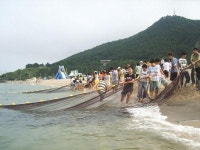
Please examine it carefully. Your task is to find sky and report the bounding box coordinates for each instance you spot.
[0,0,200,74]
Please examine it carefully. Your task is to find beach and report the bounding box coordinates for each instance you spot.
[159,85,200,128]
[5,78,71,87]
[35,79,71,87]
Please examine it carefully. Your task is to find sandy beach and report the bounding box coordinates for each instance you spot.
[159,85,200,128]
[35,79,71,87]
[5,78,71,87]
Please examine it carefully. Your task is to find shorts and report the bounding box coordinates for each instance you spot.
[121,85,133,96]
[170,72,177,81]
[112,80,118,85]
[149,81,159,91]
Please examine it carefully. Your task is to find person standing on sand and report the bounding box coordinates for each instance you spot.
[94,71,99,89]
[179,52,190,87]
[191,48,200,90]
[147,59,160,99]
[136,64,149,103]
[135,61,143,78]
[168,52,180,81]
[162,59,171,78]
[155,58,168,88]
[110,67,118,91]
[191,65,197,86]
[120,66,136,105]
[117,67,125,82]
[105,71,111,86]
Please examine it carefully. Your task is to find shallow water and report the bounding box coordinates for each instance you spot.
[0,83,200,150]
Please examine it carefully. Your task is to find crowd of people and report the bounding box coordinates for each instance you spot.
[71,48,200,105]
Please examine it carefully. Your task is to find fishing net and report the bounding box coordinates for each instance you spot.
[22,85,70,94]
[150,75,180,105]
[1,74,182,112]
[2,86,122,112]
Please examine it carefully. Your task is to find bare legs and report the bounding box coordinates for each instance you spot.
[121,92,131,104]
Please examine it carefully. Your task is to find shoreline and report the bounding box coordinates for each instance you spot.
[105,82,200,129]
[3,79,71,87]
[159,85,200,128]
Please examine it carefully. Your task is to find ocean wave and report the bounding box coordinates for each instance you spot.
[126,104,200,149]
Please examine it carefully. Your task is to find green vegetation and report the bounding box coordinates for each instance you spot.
[1,15,200,80]
[1,67,55,81]
[1,62,55,81]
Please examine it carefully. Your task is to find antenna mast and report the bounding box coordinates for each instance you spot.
[173,9,176,16]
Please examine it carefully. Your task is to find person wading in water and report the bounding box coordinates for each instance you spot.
[120,66,136,105]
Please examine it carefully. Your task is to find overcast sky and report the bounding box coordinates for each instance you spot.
[0,0,200,74]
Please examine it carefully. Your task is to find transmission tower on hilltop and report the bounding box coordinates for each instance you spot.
[173,9,176,16]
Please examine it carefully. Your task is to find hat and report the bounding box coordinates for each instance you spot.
[117,67,121,69]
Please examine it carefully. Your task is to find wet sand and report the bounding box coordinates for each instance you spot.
[159,85,200,128]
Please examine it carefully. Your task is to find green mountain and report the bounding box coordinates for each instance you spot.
[52,15,200,72]
[2,15,200,80]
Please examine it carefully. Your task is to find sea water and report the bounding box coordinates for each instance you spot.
[0,83,200,150]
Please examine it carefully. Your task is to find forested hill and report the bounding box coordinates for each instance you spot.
[51,15,200,73]
[2,15,200,80]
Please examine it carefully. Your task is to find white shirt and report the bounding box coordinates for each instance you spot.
[139,69,148,82]
[148,66,159,81]
[179,58,187,69]
[163,62,171,72]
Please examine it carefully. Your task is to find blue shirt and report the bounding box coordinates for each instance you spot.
[171,57,179,73]
[111,70,118,82]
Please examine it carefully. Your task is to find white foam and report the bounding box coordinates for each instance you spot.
[126,105,200,149]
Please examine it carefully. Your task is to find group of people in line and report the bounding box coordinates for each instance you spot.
[71,47,200,105]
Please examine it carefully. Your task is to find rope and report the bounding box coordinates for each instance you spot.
[145,70,184,105]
